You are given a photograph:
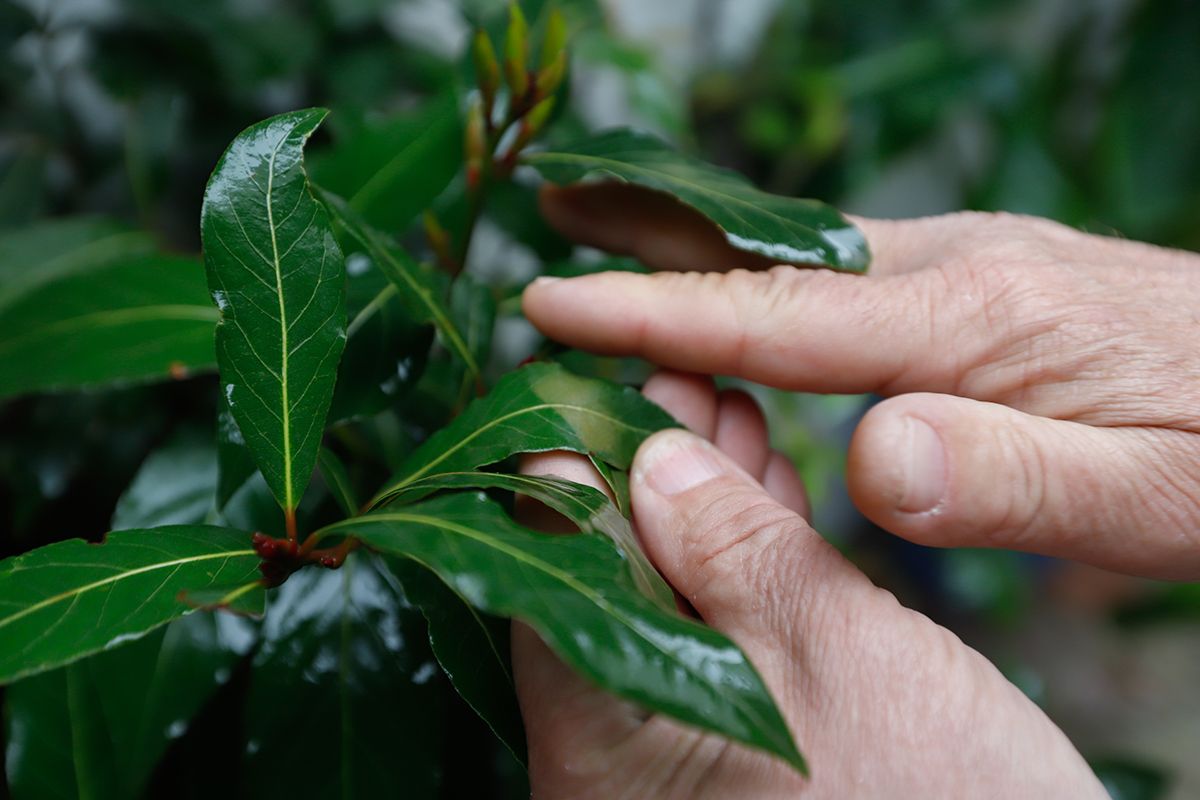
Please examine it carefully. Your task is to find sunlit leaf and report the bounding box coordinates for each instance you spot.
[371,362,678,506]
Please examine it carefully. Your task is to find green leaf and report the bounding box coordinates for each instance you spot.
[243,555,445,798]
[386,557,526,765]
[0,217,155,315]
[111,430,218,530]
[320,189,480,385]
[318,446,358,517]
[0,255,218,399]
[441,272,496,409]
[372,362,678,506]
[310,94,463,234]
[328,251,433,423]
[5,612,255,800]
[0,526,260,684]
[384,472,672,611]
[202,107,347,516]
[5,662,121,799]
[320,493,805,772]
[525,128,870,272]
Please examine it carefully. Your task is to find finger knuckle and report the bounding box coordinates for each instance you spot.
[683,486,805,595]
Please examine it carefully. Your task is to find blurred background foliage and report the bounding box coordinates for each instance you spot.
[0,0,1197,797]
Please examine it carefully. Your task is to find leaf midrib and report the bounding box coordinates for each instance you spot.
[375,403,660,502]
[265,132,295,513]
[0,549,256,631]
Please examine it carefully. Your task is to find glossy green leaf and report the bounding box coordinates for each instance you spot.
[320,493,805,771]
[5,612,255,800]
[243,555,445,798]
[0,255,218,399]
[310,94,463,233]
[111,431,218,530]
[0,217,155,314]
[384,472,672,610]
[202,107,347,516]
[372,362,678,506]
[0,526,260,684]
[320,189,480,385]
[526,128,870,271]
[386,557,526,765]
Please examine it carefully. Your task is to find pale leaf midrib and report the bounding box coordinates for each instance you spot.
[0,549,257,631]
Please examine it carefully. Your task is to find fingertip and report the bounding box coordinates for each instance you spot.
[642,371,718,438]
[847,394,948,526]
[763,451,811,521]
[714,388,770,476]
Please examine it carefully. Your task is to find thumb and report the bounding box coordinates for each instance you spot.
[632,429,860,637]
[848,393,1200,580]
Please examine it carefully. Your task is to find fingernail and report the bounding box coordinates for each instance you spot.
[898,416,946,513]
[637,431,728,496]
[531,276,562,288]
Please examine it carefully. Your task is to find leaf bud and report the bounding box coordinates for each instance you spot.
[504,3,531,100]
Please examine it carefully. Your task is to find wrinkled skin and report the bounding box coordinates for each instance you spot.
[511,183,1200,798]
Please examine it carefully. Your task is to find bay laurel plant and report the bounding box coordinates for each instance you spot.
[0,4,868,795]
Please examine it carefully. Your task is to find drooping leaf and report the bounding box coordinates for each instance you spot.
[433,272,495,411]
[318,446,358,517]
[0,217,155,314]
[526,128,870,271]
[202,107,347,517]
[310,94,463,234]
[243,555,445,798]
[111,430,218,530]
[0,255,218,399]
[0,526,260,684]
[385,557,526,765]
[371,362,678,506]
[4,612,256,800]
[383,472,672,610]
[320,189,480,385]
[319,493,805,772]
[328,250,433,423]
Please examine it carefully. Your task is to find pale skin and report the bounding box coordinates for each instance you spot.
[513,183,1200,798]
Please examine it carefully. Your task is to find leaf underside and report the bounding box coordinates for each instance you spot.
[526,128,870,272]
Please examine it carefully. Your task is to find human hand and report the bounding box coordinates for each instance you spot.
[524,184,1200,580]
[514,372,1106,798]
